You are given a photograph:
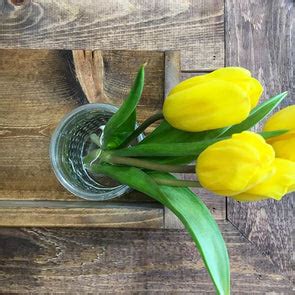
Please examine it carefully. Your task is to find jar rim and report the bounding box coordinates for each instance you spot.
[49,103,131,201]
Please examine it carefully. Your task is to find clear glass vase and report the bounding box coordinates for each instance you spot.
[50,103,131,201]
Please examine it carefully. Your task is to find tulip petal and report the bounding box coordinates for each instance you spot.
[209,67,251,79]
[264,105,295,132]
[234,158,295,201]
[270,136,295,162]
[196,132,275,196]
[209,67,263,108]
[163,79,251,132]
[231,193,270,202]
[169,74,209,95]
[231,132,274,165]
[263,105,295,161]
[169,67,252,96]
[247,77,264,108]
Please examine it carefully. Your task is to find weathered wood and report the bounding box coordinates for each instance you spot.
[0,48,224,227]
[73,50,106,104]
[0,0,224,71]
[164,51,181,97]
[0,203,163,227]
[225,0,294,279]
[72,50,224,227]
[183,176,226,221]
[0,221,292,293]
[0,48,168,227]
[0,49,163,201]
[73,49,165,127]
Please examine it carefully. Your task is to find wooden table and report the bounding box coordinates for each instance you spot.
[0,0,293,293]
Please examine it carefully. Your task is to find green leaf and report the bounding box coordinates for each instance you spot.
[222,92,288,137]
[142,120,226,145]
[111,137,224,157]
[90,163,230,295]
[105,111,136,149]
[110,129,288,163]
[142,92,287,146]
[259,129,289,140]
[148,155,196,165]
[102,65,145,149]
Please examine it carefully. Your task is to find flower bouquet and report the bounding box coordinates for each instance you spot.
[51,65,295,295]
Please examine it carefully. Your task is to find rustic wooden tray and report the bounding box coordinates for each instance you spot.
[0,2,293,291]
[0,49,223,228]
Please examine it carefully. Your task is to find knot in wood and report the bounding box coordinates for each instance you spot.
[10,0,29,6]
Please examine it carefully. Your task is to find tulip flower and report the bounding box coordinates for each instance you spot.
[163,67,263,132]
[196,131,275,196]
[233,158,295,201]
[263,105,295,161]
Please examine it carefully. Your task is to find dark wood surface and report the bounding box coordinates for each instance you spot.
[0,0,224,71]
[73,50,165,126]
[225,0,294,280]
[0,49,224,227]
[0,203,163,228]
[0,0,293,293]
[0,49,164,227]
[0,221,293,294]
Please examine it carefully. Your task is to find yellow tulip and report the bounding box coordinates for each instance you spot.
[163,67,263,132]
[263,105,295,161]
[233,158,295,202]
[196,131,275,196]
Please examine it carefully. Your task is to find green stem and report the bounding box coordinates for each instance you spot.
[152,177,202,188]
[102,153,195,173]
[90,133,101,147]
[118,112,164,148]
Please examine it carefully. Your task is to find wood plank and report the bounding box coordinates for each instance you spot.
[0,49,80,200]
[0,202,163,228]
[184,180,226,221]
[0,0,224,71]
[225,0,294,279]
[0,222,292,293]
[73,49,165,129]
[0,49,164,203]
[0,48,168,226]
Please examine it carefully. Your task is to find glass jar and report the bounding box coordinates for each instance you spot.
[50,103,131,201]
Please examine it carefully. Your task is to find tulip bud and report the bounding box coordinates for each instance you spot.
[233,158,295,201]
[263,105,295,161]
[196,131,275,196]
[163,67,263,132]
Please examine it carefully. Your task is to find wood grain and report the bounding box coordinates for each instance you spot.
[0,0,224,71]
[0,221,292,293]
[0,48,224,227]
[73,50,224,225]
[225,0,294,279]
[0,49,163,202]
[73,49,165,128]
[0,203,163,228]
[0,48,168,227]
[73,50,106,104]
